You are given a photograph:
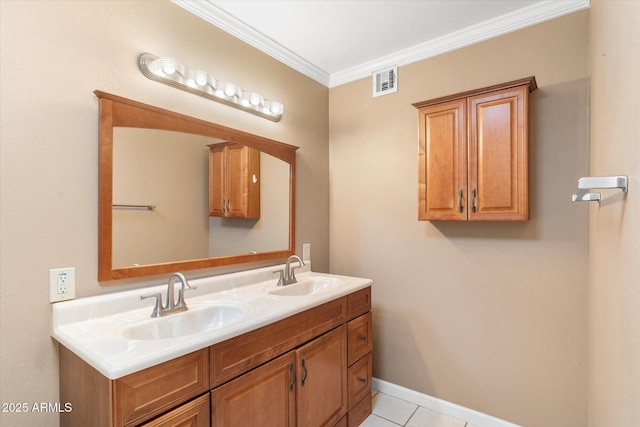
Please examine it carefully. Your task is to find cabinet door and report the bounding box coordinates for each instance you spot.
[208,145,226,217]
[296,325,347,427]
[468,85,528,220]
[211,352,296,427]
[225,145,260,218]
[418,98,467,221]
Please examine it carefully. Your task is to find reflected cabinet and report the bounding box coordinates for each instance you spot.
[208,143,260,219]
[414,77,537,221]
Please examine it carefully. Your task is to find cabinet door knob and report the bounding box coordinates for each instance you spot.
[458,189,464,213]
[360,335,367,341]
[359,377,367,384]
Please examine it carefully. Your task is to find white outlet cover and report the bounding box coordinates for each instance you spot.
[50,267,76,303]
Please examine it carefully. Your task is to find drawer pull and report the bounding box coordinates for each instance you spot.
[359,335,367,341]
[358,377,367,384]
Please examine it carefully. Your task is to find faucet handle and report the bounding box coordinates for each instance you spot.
[289,262,304,282]
[176,285,197,308]
[140,293,163,318]
[288,256,305,283]
[273,269,285,286]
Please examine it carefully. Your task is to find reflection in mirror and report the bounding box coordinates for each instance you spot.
[97,91,298,281]
[112,128,290,266]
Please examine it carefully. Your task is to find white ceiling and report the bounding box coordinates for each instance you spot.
[173,0,589,87]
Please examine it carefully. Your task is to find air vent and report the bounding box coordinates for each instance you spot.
[372,66,398,97]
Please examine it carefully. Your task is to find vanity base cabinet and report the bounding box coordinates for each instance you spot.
[59,287,371,427]
[211,326,347,427]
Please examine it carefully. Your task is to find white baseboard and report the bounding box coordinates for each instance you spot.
[371,378,522,427]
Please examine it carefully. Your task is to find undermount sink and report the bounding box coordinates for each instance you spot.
[268,276,345,297]
[120,303,247,340]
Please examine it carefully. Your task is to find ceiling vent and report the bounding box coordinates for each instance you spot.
[372,66,398,97]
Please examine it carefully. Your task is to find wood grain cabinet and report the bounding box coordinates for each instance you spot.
[59,347,209,427]
[211,326,347,427]
[59,287,372,427]
[141,394,210,427]
[346,312,373,427]
[208,142,260,218]
[414,77,537,221]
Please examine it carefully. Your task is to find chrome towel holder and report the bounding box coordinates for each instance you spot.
[571,176,628,203]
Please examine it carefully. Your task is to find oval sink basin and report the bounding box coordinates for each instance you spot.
[120,303,246,340]
[268,276,344,297]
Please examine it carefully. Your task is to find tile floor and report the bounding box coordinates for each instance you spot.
[361,390,479,427]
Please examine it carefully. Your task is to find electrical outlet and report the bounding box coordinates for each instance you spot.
[50,267,76,303]
[302,243,311,261]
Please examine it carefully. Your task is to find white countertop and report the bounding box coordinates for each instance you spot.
[51,264,372,379]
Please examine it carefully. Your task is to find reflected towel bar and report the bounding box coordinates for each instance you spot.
[113,204,156,211]
[571,176,628,203]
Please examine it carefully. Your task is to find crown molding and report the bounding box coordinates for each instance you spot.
[173,0,589,89]
[329,0,590,87]
[171,0,330,86]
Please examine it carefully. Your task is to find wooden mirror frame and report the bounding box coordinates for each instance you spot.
[96,90,298,281]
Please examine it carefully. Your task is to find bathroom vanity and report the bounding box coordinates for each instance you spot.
[69,91,373,425]
[53,265,373,427]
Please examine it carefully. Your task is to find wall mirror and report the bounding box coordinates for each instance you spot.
[96,91,298,281]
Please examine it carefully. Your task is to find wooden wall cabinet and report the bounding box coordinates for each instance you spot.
[208,143,260,218]
[59,287,372,427]
[414,77,537,221]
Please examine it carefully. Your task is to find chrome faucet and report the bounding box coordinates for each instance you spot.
[140,272,197,317]
[274,255,305,286]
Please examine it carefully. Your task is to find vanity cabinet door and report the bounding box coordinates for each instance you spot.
[296,325,347,427]
[211,352,296,427]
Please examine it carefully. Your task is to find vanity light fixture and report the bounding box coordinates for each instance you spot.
[138,53,284,122]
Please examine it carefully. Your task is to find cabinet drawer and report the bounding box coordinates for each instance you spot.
[347,392,372,427]
[347,353,372,410]
[347,312,373,365]
[347,287,371,320]
[210,297,347,387]
[141,394,209,427]
[113,349,209,427]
